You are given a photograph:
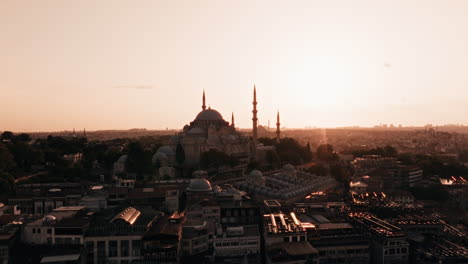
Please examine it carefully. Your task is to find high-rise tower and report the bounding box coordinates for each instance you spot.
[202,90,206,110]
[252,85,258,158]
[276,111,281,144]
[231,112,235,127]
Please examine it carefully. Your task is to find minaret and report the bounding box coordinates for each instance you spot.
[83,128,86,137]
[202,90,206,110]
[231,112,235,127]
[276,111,281,144]
[252,85,258,158]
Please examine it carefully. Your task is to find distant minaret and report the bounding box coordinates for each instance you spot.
[73,128,76,137]
[83,128,86,137]
[276,110,281,144]
[252,85,258,158]
[231,112,235,127]
[202,90,206,110]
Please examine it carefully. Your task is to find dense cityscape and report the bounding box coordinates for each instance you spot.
[3,1,468,263]
[0,89,466,263]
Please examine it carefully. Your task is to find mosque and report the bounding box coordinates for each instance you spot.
[152,86,282,170]
[112,86,339,202]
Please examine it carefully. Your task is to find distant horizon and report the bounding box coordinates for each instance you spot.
[4,123,468,134]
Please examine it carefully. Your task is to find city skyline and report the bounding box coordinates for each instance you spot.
[2,0,468,131]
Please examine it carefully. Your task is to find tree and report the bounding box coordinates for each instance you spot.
[306,164,328,176]
[125,142,152,178]
[316,144,338,161]
[0,172,15,202]
[8,142,42,171]
[265,150,280,168]
[0,143,15,172]
[330,164,352,191]
[1,131,14,141]
[14,133,31,142]
[175,143,185,166]
[306,142,312,154]
[262,137,313,165]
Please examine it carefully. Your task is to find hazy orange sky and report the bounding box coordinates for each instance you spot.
[1,0,468,132]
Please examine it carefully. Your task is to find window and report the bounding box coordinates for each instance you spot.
[86,241,94,250]
[97,241,106,258]
[32,228,36,234]
[121,240,129,257]
[283,237,289,242]
[109,241,118,257]
[47,229,52,234]
[132,240,141,257]
[401,248,407,254]
[37,228,41,234]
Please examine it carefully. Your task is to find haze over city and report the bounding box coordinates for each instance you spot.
[2,0,468,131]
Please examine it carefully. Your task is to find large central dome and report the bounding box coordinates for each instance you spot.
[195,108,224,121]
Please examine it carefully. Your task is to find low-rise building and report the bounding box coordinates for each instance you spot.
[309,223,369,264]
[348,212,409,264]
[214,225,260,257]
[84,206,161,263]
[180,220,212,258]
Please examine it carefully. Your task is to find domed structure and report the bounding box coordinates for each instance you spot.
[116,155,128,163]
[156,146,174,156]
[249,169,263,178]
[247,169,266,186]
[187,178,213,192]
[153,146,175,166]
[283,164,295,171]
[169,90,253,167]
[195,108,224,121]
[189,107,230,130]
[152,152,168,166]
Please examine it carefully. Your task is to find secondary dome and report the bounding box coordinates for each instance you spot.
[195,109,224,121]
[249,169,263,178]
[187,178,213,192]
[116,155,128,163]
[152,152,168,164]
[283,164,295,171]
[248,169,266,186]
[156,146,174,155]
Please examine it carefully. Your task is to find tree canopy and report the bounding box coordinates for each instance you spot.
[259,137,312,165]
